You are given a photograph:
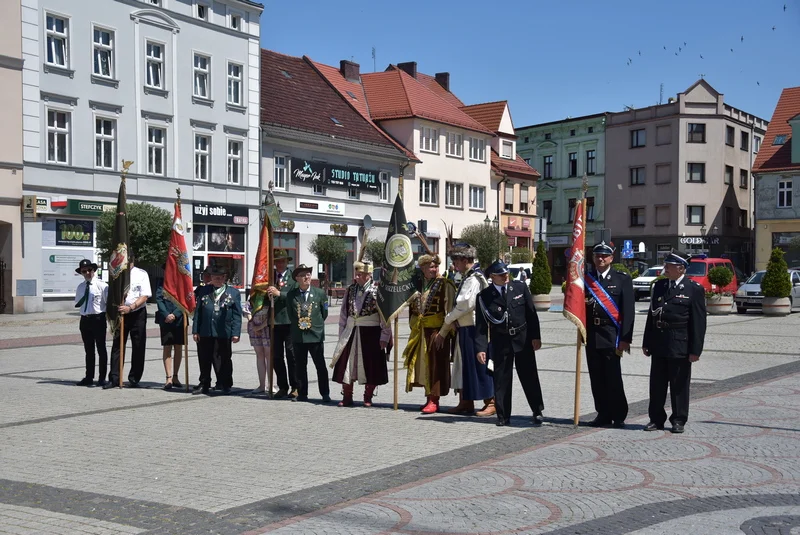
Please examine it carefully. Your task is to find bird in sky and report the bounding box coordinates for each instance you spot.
[684,41,687,46]
[757,81,760,86]
[741,36,744,42]
[773,26,776,30]
[675,52,678,56]
[730,48,734,52]
[663,46,667,50]
[784,4,787,11]
[638,50,641,56]
[700,54,704,59]
[679,46,682,52]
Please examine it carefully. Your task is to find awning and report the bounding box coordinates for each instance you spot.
[505,229,531,238]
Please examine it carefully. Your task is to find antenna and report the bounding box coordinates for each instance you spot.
[659,82,664,105]
[371,46,376,72]
[698,73,706,79]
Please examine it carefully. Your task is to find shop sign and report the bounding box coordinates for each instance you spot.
[773,232,800,246]
[22,195,37,217]
[68,199,115,217]
[679,236,720,246]
[42,248,87,295]
[295,198,345,216]
[193,203,249,225]
[55,219,94,246]
[291,158,378,191]
[547,235,569,246]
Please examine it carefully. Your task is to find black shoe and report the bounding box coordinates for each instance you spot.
[127,381,140,388]
[273,388,288,399]
[96,380,106,388]
[192,385,210,395]
[76,377,93,387]
[532,414,543,426]
[192,384,204,392]
[612,421,626,429]
[671,423,685,434]
[163,383,173,391]
[496,419,511,427]
[171,377,182,388]
[321,395,331,403]
[643,422,664,431]
[587,417,612,428]
[102,381,118,390]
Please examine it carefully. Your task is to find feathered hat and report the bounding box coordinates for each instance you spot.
[353,227,372,274]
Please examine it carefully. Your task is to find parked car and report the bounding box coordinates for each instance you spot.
[735,269,800,313]
[686,256,738,294]
[632,265,664,301]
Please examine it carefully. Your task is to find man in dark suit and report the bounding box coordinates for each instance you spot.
[266,249,298,398]
[286,264,330,402]
[584,242,634,428]
[643,250,707,434]
[475,261,544,427]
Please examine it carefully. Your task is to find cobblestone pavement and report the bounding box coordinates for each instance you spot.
[0,306,798,534]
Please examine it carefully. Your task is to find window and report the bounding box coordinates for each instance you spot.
[146,42,163,89]
[630,128,646,148]
[655,205,670,226]
[754,136,762,153]
[726,125,735,146]
[687,205,705,225]
[446,132,463,157]
[92,27,113,78]
[227,139,242,184]
[774,134,787,145]
[379,171,390,202]
[739,209,747,228]
[46,109,70,164]
[586,196,595,221]
[501,140,513,159]
[504,186,514,212]
[519,187,528,213]
[567,198,577,222]
[419,179,438,205]
[588,126,594,133]
[570,129,576,137]
[227,62,243,105]
[193,54,210,99]
[542,200,552,224]
[274,155,286,190]
[469,185,485,210]
[724,207,732,226]
[687,163,705,183]
[229,11,242,30]
[687,123,706,143]
[544,133,551,140]
[445,182,463,208]
[147,126,165,175]
[421,127,438,153]
[469,137,485,161]
[630,207,645,227]
[348,187,360,200]
[568,152,577,177]
[313,184,326,195]
[740,169,748,189]
[656,125,671,145]
[586,150,596,175]
[194,134,210,180]
[94,117,115,169]
[630,166,646,186]
[523,136,529,143]
[655,163,671,184]
[741,131,749,151]
[146,0,161,5]
[45,14,68,67]
[724,165,733,185]
[778,180,793,208]
[196,2,209,20]
[543,155,553,179]
[523,157,530,165]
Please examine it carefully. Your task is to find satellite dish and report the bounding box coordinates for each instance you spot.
[362,215,373,230]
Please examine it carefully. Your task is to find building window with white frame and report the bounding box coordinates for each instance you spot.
[227,139,242,184]
[446,132,462,157]
[469,185,485,210]
[274,155,287,190]
[227,62,243,105]
[519,187,528,213]
[146,42,164,89]
[501,140,513,159]
[147,126,165,175]
[45,14,69,67]
[196,2,209,20]
[504,186,514,212]
[445,182,463,208]
[228,11,242,30]
[95,117,115,169]
[193,54,210,99]
[687,205,705,225]
[469,137,485,161]
[421,127,438,153]
[348,187,360,200]
[379,171,390,202]
[419,178,438,205]
[194,134,210,180]
[46,109,70,164]
[778,180,793,208]
[92,27,113,78]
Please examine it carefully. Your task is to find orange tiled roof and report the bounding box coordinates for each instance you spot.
[491,149,540,179]
[461,101,508,133]
[361,69,493,134]
[753,86,800,173]
[416,72,464,109]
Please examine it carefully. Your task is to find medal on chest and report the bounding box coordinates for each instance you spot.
[297,300,314,330]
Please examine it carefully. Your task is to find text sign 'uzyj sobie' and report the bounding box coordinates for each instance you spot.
[290,158,378,191]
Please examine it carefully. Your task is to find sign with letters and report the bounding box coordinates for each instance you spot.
[291,158,378,191]
[193,203,249,225]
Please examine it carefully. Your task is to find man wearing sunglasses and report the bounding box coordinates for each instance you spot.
[74,259,109,386]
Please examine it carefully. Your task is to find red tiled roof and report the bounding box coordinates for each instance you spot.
[361,70,493,134]
[461,101,508,133]
[416,72,464,109]
[260,49,397,148]
[491,149,540,179]
[753,86,800,173]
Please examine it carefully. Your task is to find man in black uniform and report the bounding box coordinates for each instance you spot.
[584,242,634,428]
[475,261,544,427]
[642,250,707,434]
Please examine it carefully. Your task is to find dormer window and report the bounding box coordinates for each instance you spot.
[773,134,787,145]
[501,140,513,159]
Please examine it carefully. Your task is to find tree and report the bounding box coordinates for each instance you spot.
[529,240,552,295]
[510,246,533,264]
[308,235,347,291]
[708,266,733,295]
[459,223,506,269]
[761,247,792,298]
[363,239,385,264]
[97,202,172,267]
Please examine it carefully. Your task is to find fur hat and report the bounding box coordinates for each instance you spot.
[417,254,441,266]
[449,243,476,260]
[353,260,372,274]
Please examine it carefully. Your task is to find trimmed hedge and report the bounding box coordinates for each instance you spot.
[761,247,792,298]
[529,240,552,295]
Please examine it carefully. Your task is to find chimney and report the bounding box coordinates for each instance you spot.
[397,61,417,78]
[340,60,360,81]
[435,72,450,91]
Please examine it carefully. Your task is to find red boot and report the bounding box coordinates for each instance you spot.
[364,384,376,407]
[338,384,354,407]
[421,396,440,414]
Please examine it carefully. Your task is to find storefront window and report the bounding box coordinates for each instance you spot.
[190,223,247,288]
[273,232,298,272]
[328,237,355,287]
[41,217,98,296]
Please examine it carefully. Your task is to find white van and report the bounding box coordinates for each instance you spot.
[508,263,533,282]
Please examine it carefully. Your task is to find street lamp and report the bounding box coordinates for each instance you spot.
[492,216,499,229]
[484,215,491,225]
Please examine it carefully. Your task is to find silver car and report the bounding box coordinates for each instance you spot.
[735,269,800,314]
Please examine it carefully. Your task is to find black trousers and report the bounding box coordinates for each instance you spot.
[491,343,544,423]
[80,314,108,381]
[586,347,628,423]
[272,324,297,391]
[649,356,692,426]
[197,337,233,389]
[108,308,147,384]
[295,342,329,398]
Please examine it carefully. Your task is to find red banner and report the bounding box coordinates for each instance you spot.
[163,201,196,315]
[563,200,586,343]
[249,218,271,314]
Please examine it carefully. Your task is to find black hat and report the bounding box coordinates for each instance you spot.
[593,241,615,255]
[484,260,509,276]
[292,264,313,279]
[664,250,690,267]
[209,264,228,276]
[75,259,98,274]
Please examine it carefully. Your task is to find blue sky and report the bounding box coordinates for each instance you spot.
[261,0,799,126]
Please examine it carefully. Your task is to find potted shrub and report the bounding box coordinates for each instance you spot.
[761,247,792,316]
[529,240,552,311]
[706,266,734,315]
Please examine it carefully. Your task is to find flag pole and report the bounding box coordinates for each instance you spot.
[119,316,125,388]
[392,165,406,411]
[184,314,189,392]
[572,179,589,427]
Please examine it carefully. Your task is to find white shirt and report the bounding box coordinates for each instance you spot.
[443,272,487,329]
[598,267,611,280]
[74,277,109,315]
[493,283,507,295]
[126,267,152,308]
[671,275,685,287]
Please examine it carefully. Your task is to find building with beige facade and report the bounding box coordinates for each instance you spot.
[604,80,767,273]
[0,0,24,314]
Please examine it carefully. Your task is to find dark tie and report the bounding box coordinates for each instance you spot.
[670,281,676,290]
[75,283,90,312]
[300,290,307,301]
[501,286,506,299]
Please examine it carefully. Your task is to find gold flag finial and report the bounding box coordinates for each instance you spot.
[121,160,134,181]
[176,187,182,204]
[581,173,589,197]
